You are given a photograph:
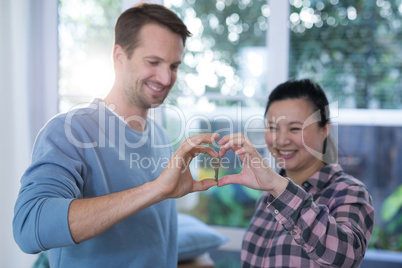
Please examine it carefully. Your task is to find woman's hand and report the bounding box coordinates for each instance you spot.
[156,133,219,199]
[217,133,288,197]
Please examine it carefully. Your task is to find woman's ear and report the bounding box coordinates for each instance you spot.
[322,121,331,142]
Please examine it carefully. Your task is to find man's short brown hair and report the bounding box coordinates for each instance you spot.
[114,2,192,59]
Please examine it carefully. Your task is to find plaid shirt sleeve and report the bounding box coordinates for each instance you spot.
[242,165,375,268]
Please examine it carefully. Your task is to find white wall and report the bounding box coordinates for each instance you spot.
[0,0,58,267]
[0,1,33,266]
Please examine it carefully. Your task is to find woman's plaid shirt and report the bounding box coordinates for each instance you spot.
[242,164,374,267]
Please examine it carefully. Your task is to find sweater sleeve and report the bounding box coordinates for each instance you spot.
[13,117,86,253]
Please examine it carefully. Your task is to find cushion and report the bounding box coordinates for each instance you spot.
[178,213,229,262]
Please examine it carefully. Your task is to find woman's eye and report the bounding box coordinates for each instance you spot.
[268,126,277,131]
[290,128,301,132]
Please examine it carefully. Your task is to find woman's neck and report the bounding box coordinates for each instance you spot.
[285,161,325,186]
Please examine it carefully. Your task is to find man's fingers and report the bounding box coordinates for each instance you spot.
[187,145,218,158]
[192,178,217,192]
[176,133,220,159]
[182,133,220,150]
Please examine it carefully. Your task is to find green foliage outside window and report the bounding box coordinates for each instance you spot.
[289,0,402,109]
[166,0,269,108]
[369,185,402,251]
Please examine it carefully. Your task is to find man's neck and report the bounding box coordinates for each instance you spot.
[102,95,148,132]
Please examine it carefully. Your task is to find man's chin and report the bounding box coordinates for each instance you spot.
[149,97,168,109]
[149,103,163,109]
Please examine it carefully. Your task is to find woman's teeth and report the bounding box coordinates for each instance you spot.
[279,150,295,155]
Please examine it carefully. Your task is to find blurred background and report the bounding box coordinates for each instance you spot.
[1,0,401,267]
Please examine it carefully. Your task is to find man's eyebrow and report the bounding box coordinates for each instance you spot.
[144,56,182,65]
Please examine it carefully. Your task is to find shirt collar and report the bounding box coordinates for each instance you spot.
[280,164,345,192]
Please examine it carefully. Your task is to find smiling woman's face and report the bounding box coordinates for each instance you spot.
[265,98,328,173]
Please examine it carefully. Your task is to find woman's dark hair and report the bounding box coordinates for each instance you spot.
[115,3,192,59]
[264,79,330,128]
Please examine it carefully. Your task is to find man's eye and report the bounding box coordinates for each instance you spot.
[149,61,158,66]
[171,65,179,71]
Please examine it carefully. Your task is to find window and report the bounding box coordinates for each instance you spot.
[288,0,402,109]
[286,1,402,244]
[58,0,121,112]
[163,0,271,227]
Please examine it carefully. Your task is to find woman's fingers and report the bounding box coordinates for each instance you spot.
[218,134,242,156]
[233,145,257,157]
[216,174,243,187]
[218,133,258,158]
[218,133,245,146]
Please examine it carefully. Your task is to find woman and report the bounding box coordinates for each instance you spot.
[217,79,374,267]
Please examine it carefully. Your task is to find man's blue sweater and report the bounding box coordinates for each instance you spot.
[13,99,178,267]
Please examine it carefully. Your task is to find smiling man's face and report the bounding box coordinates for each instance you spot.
[117,23,184,109]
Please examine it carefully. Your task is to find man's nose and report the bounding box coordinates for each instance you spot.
[157,66,172,86]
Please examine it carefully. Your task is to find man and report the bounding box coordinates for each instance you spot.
[13,3,218,267]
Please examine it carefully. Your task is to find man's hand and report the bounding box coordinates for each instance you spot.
[155,133,220,199]
[68,133,219,243]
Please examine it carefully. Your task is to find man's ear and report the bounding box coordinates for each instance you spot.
[113,44,125,66]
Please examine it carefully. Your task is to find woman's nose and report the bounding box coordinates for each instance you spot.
[273,130,291,147]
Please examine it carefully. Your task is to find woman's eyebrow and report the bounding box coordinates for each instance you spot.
[267,121,303,125]
[289,121,303,125]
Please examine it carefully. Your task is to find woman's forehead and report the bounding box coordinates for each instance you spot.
[266,99,314,122]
